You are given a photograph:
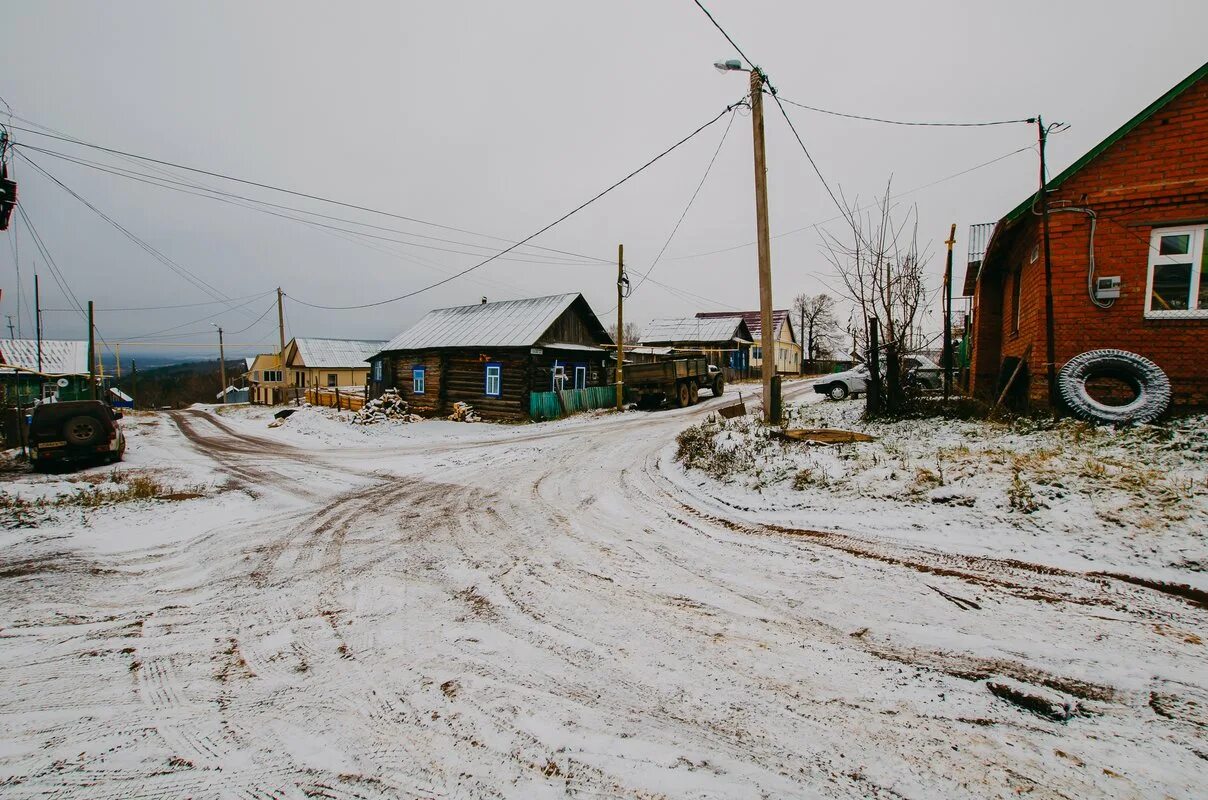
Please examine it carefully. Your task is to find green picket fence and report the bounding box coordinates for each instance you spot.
[529,385,617,421]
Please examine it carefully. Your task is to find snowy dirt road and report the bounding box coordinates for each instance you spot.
[2,390,1206,799]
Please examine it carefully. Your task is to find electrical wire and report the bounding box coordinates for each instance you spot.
[16,152,258,319]
[15,204,87,320]
[776,96,1032,128]
[116,292,276,341]
[14,144,606,266]
[4,120,613,265]
[286,101,744,310]
[668,145,1033,261]
[692,0,757,70]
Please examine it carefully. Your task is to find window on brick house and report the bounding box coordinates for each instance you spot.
[1011,266,1023,333]
[1146,225,1208,317]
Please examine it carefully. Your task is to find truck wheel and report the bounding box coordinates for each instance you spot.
[712,377,725,397]
[688,381,699,405]
[676,382,692,408]
[1058,348,1171,425]
[827,383,849,401]
[63,415,103,445]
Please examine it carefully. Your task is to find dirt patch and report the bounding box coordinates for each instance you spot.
[1090,571,1208,609]
[440,679,460,699]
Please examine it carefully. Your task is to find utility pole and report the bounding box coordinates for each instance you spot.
[749,67,777,424]
[1037,116,1058,410]
[87,300,97,400]
[615,243,626,411]
[34,272,42,372]
[115,344,121,379]
[215,324,227,404]
[943,223,956,401]
[276,287,286,405]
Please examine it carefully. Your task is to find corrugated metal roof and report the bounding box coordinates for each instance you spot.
[639,316,750,345]
[291,338,386,368]
[0,339,89,375]
[696,309,792,341]
[380,293,588,352]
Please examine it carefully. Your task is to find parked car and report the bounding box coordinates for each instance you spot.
[28,400,126,471]
[814,354,944,400]
[813,364,870,400]
[903,354,943,391]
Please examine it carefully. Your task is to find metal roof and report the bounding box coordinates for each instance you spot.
[290,338,386,368]
[380,293,600,352]
[696,309,793,341]
[0,339,89,375]
[640,316,751,345]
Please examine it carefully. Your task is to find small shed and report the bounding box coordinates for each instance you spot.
[216,385,249,404]
[370,293,614,421]
[109,387,135,408]
[638,316,753,377]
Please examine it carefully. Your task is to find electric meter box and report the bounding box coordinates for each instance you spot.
[1095,276,1121,300]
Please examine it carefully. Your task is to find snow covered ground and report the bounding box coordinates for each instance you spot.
[1,391,1205,798]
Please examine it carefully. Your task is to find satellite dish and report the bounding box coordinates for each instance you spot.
[57,378,70,388]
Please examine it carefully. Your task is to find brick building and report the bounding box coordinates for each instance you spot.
[967,60,1208,409]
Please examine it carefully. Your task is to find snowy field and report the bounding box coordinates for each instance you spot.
[1,389,1205,798]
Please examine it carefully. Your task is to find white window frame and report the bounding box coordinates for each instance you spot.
[1145,224,1208,319]
[551,364,567,392]
[485,363,502,397]
[412,366,426,395]
[574,365,587,390]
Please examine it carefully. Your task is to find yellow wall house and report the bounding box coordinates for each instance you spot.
[696,310,801,375]
[246,352,284,405]
[283,338,386,397]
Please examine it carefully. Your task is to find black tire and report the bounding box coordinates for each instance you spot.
[63,415,103,446]
[1057,348,1171,425]
[712,377,725,397]
[827,382,849,401]
[676,382,692,408]
[688,381,699,405]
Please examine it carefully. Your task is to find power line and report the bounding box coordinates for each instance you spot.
[692,0,757,70]
[16,152,256,317]
[41,293,274,312]
[287,100,744,310]
[15,143,606,266]
[777,97,1032,128]
[15,204,86,320]
[116,292,275,341]
[4,120,613,265]
[667,144,1033,261]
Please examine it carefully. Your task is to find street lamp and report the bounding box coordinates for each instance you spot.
[717,57,777,423]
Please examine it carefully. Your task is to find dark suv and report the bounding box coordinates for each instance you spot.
[28,400,126,470]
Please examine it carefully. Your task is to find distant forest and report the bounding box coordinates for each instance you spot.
[112,359,246,409]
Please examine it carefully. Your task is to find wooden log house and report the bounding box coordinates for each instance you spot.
[369,293,615,421]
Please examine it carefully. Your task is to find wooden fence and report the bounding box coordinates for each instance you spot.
[529,385,617,421]
[305,387,366,411]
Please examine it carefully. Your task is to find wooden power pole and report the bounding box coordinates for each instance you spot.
[1036,117,1058,410]
[943,223,956,401]
[749,68,776,424]
[87,300,97,400]
[276,287,286,404]
[616,244,627,411]
[216,325,227,404]
[34,273,43,372]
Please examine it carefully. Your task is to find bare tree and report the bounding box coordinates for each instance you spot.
[821,180,930,414]
[792,292,841,367]
[607,321,642,347]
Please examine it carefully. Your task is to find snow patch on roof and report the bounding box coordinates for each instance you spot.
[0,339,89,375]
[291,338,386,369]
[380,293,586,352]
[640,316,750,345]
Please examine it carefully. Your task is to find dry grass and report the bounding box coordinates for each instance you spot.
[0,469,209,527]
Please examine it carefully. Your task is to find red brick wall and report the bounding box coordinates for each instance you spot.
[973,75,1208,408]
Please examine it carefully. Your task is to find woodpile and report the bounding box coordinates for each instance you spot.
[351,389,421,425]
[447,401,480,423]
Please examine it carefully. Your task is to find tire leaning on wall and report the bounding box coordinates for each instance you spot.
[1057,348,1172,425]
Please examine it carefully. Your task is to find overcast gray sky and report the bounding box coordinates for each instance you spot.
[3,0,1206,359]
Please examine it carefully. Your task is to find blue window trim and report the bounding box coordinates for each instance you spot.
[412,365,426,395]
[484,362,502,397]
